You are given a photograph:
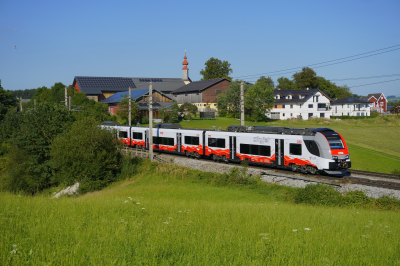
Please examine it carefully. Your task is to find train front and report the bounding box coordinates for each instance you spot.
[313,128,351,175]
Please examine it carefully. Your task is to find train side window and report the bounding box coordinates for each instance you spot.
[240,144,249,154]
[208,138,225,148]
[304,140,320,156]
[250,145,258,155]
[290,144,302,155]
[119,131,128,138]
[132,132,143,139]
[259,145,271,156]
[184,136,191,144]
[185,136,200,145]
[193,137,199,145]
[153,137,160,144]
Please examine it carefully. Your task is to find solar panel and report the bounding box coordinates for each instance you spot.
[76,77,136,89]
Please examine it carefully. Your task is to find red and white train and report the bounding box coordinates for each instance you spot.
[101,122,351,175]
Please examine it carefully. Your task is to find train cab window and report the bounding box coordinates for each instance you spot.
[290,144,302,155]
[119,131,128,138]
[132,132,143,139]
[185,136,200,145]
[208,138,225,148]
[304,140,320,156]
[321,131,344,149]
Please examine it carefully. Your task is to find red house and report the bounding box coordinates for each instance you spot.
[361,93,387,114]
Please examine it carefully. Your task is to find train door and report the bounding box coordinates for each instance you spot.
[229,136,237,160]
[176,133,182,152]
[275,139,284,166]
[145,130,149,149]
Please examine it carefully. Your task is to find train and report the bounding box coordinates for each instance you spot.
[100,122,351,175]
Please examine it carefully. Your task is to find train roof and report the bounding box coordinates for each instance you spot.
[226,125,334,136]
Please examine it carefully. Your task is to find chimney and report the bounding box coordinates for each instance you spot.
[182,50,190,84]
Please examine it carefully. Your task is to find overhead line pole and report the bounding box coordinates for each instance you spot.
[65,87,68,106]
[149,81,153,161]
[241,81,244,126]
[128,87,131,127]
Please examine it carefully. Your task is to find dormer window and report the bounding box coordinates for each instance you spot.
[287,94,292,99]
[276,94,280,99]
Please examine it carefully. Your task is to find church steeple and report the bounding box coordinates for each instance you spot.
[182,50,190,84]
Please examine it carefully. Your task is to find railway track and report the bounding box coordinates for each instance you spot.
[121,147,400,191]
[348,169,400,180]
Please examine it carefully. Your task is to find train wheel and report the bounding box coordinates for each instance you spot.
[212,154,217,161]
[222,155,229,164]
[307,166,318,175]
[291,164,298,172]
[185,151,189,157]
[194,152,200,160]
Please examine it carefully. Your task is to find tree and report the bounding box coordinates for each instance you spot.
[257,76,275,88]
[179,102,198,117]
[0,86,18,120]
[391,102,400,115]
[1,103,75,193]
[169,101,180,123]
[276,77,298,90]
[116,95,139,125]
[71,92,114,122]
[316,77,352,99]
[245,81,275,122]
[292,67,318,89]
[217,80,251,118]
[200,57,232,81]
[51,117,122,193]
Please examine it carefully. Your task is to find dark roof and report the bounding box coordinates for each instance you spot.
[74,76,136,94]
[101,89,172,104]
[332,97,371,104]
[273,89,332,103]
[130,78,186,94]
[73,76,185,95]
[361,93,383,101]
[171,78,229,94]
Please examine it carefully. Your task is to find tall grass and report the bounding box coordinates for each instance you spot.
[1,161,400,265]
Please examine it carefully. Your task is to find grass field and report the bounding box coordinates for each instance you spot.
[178,115,400,174]
[1,162,399,265]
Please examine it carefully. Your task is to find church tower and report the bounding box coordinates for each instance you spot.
[182,50,190,84]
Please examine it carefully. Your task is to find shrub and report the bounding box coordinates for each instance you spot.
[140,116,149,124]
[51,117,122,193]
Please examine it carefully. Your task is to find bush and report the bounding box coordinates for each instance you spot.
[140,116,149,124]
[51,117,122,193]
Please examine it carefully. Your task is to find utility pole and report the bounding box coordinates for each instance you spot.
[149,81,153,161]
[128,87,131,126]
[19,97,23,112]
[65,87,68,106]
[68,96,71,111]
[240,81,244,126]
[34,99,36,110]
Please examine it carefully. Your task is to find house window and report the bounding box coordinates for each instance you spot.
[215,89,222,94]
[357,113,360,116]
[380,102,384,106]
[196,93,199,95]
[320,113,325,118]
[361,113,364,116]
[308,113,313,118]
[316,96,319,102]
[282,105,285,108]
[185,94,188,96]
[308,104,313,108]
[290,105,293,109]
[290,113,293,116]
[283,113,285,117]
[274,105,277,108]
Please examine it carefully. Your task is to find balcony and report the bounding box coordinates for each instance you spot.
[317,107,329,111]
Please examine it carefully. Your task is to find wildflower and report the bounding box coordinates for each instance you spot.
[178,211,182,213]
[168,217,172,220]
[259,233,268,236]
[262,237,269,240]
[136,203,140,205]
[124,200,128,203]
[304,228,311,231]
[292,229,297,232]
[163,221,169,225]
[142,208,145,210]
[12,244,17,248]
[361,234,370,238]
[10,249,17,254]
[128,197,132,200]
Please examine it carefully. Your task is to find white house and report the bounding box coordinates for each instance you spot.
[267,88,332,120]
[331,97,372,117]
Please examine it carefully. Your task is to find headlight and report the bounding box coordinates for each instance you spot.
[345,155,349,159]
[332,156,338,160]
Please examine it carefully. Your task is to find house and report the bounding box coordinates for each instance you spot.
[101,89,173,121]
[331,97,372,117]
[71,52,191,101]
[266,88,332,120]
[171,78,231,111]
[360,93,387,114]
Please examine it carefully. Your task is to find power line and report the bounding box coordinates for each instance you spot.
[347,79,400,88]
[330,74,400,81]
[233,44,400,79]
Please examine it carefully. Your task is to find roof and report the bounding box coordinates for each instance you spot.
[73,76,186,95]
[273,89,332,103]
[332,97,371,104]
[171,78,229,94]
[74,76,136,95]
[361,93,385,101]
[101,88,172,104]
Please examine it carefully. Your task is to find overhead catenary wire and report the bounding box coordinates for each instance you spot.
[233,44,400,79]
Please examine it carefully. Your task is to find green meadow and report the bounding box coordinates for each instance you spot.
[179,115,400,174]
[1,162,400,265]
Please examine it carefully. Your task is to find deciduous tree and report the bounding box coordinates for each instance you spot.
[257,76,275,88]
[200,57,232,81]
[245,81,275,122]
[276,77,298,90]
[292,67,318,89]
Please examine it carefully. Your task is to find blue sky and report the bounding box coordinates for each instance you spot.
[1,0,399,97]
